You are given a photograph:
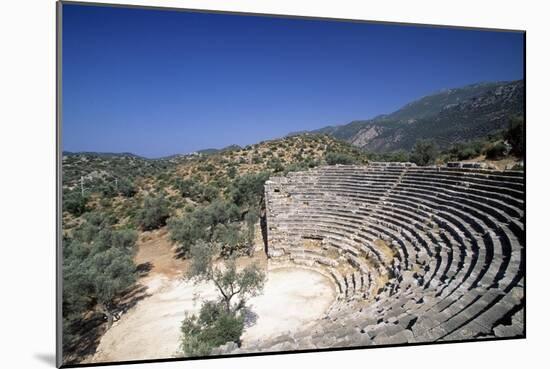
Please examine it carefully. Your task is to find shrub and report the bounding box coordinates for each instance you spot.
[268,158,285,173]
[100,182,117,198]
[283,162,309,174]
[180,301,244,357]
[213,223,246,256]
[109,229,139,253]
[63,191,89,216]
[118,178,137,197]
[504,116,525,157]
[447,140,484,161]
[229,172,270,208]
[168,199,240,256]
[457,147,478,160]
[485,141,508,160]
[82,247,136,328]
[176,178,201,198]
[325,152,357,165]
[385,151,410,162]
[201,184,219,202]
[168,216,209,257]
[136,195,170,231]
[63,217,138,333]
[303,157,319,169]
[227,166,237,179]
[176,178,219,203]
[410,140,438,166]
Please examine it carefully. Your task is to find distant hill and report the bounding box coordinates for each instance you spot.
[197,144,242,156]
[62,151,145,159]
[291,80,524,152]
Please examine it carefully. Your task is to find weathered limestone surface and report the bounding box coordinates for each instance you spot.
[231,163,525,354]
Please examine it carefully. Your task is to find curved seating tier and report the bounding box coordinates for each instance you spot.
[225,163,526,353]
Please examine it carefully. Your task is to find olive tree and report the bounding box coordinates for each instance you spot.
[83,247,136,328]
[410,139,438,166]
[63,190,89,216]
[180,240,265,356]
[136,194,170,231]
[188,240,264,311]
[229,172,270,208]
[168,199,240,257]
[63,217,138,334]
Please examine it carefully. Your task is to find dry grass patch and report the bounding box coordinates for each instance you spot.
[374,238,396,263]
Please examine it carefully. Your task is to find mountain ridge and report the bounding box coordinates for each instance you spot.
[65,80,524,159]
[290,79,524,152]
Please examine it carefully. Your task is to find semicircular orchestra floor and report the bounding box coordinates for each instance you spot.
[88,264,336,363]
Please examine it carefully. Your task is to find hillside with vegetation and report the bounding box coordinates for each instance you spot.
[370,115,525,169]
[292,80,524,153]
[61,134,369,363]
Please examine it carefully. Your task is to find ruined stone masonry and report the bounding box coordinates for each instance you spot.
[218,162,525,354]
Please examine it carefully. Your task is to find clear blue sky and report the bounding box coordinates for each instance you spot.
[62,3,524,158]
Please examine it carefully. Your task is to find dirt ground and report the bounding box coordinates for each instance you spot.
[87,230,336,363]
[134,228,189,280]
[241,267,336,348]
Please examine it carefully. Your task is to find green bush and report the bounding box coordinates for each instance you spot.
[176,178,219,203]
[325,152,357,165]
[63,191,89,216]
[504,116,525,157]
[458,147,478,160]
[176,178,201,198]
[485,141,508,160]
[302,157,319,168]
[118,178,137,197]
[136,195,170,231]
[213,223,246,256]
[201,184,219,202]
[388,151,410,162]
[63,215,138,333]
[168,216,209,257]
[268,158,285,173]
[446,140,484,161]
[410,140,438,166]
[283,162,309,174]
[100,182,117,198]
[229,172,270,208]
[180,301,244,357]
[82,247,136,327]
[168,199,240,256]
[227,166,237,179]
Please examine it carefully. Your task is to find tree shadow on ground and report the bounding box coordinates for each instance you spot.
[62,283,152,365]
[242,306,259,328]
[174,248,188,260]
[136,261,153,277]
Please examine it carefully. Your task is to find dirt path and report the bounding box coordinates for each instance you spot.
[134,229,189,280]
